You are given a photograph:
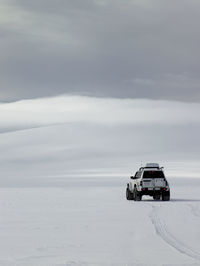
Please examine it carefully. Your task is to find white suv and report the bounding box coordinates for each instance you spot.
[126,163,170,201]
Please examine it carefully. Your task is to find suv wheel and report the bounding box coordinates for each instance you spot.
[162,191,170,201]
[153,194,160,201]
[126,187,134,200]
[134,187,141,201]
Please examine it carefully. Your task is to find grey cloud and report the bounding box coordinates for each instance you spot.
[0,0,200,101]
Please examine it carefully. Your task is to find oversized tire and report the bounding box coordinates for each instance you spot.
[134,187,141,201]
[126,187,134,200]
[162,190,170,201]
[153,194,160,201]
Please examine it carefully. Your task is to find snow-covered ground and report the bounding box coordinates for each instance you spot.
[0,97,200,265]
[0,176,200,266]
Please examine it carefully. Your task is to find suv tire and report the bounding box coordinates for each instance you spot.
[162,191,170,201]
[134,187,141,201]
[126,187,134,200]
[153,194,160,201]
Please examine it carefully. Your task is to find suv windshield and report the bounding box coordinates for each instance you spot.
[143,171,165,179]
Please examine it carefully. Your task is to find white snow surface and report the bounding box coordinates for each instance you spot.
[0,177,199,266]
[0,97,200,265]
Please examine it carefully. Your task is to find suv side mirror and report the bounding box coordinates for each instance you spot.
[130,176,135,179]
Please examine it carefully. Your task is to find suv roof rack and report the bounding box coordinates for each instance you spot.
[138,163,164,171]
[138,164,164,171]
[144,166,160,169]
[145,163,160,168]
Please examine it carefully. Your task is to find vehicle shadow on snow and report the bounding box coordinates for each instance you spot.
[141,198,200,202]
[170,198,200,202]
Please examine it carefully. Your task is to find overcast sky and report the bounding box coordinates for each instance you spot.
[0,1,200,178]
[1,0,200,102]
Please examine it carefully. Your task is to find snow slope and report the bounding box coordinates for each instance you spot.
[1,96,200,177]
[0,177,199,266]
[0,97,200,265]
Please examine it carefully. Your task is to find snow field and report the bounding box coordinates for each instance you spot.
[0,177,199,266]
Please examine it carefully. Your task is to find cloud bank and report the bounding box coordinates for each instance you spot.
[1,95,200,132]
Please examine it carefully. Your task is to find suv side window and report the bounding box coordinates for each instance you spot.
[136,171,141,179]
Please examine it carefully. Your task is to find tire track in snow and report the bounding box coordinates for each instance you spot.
[188,204,200,218]
[150,206,200,262]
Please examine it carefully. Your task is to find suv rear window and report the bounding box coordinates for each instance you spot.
[143,171,164,179]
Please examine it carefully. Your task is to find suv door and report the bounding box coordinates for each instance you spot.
[142,170,165,188]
